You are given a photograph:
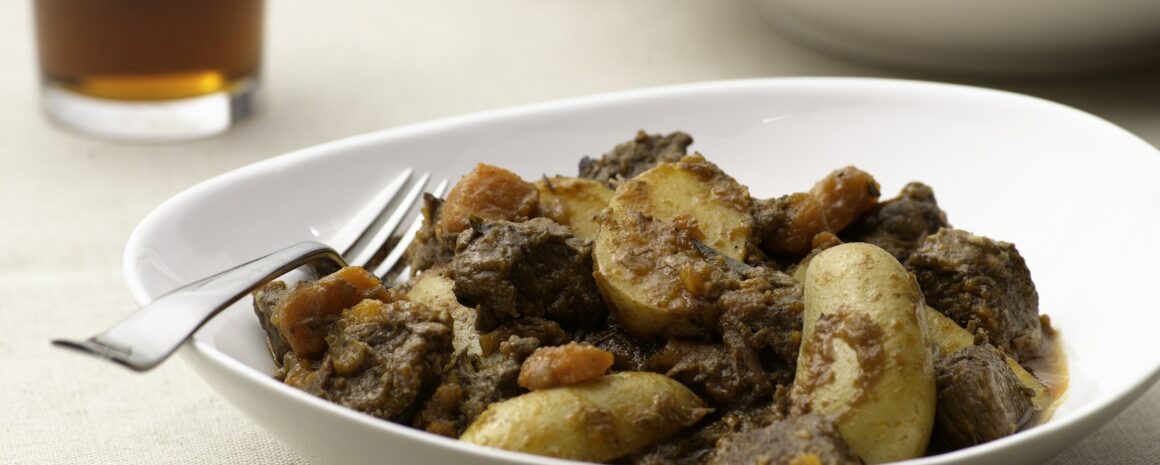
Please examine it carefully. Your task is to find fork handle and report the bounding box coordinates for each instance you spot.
[54,241,346,371]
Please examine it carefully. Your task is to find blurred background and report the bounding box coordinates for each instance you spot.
[2,0,1158,463]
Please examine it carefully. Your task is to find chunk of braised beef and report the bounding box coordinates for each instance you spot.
[644,268,802,412]
[578,130,694,186]
[577,317,659,371]
[718,271,804,379]
[932,344,1034,450]
[841,182,949,262]
[646,339,772,411]
[907,228,1042,360]
[411,367,466,437]
[626,403,784,465]
[279,298,452,424]
[456,354,526,427]
[253,280,292,366]
[452,217,607,332]
[707,414,861,465]
[478,317,570,356]
[403,193,456,273]
[751,196,791,261]
[413,317,568,436]
[410,351,509,438]
[467,318,571,421]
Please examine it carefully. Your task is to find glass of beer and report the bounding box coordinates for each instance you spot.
[34,0,263,142]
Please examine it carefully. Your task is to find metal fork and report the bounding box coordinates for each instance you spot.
[53,169,449,372]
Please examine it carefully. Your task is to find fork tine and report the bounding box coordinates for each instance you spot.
[372,178,450,278]
[328,168,413,257]
[52,170,440,372]
[347,172,432,268]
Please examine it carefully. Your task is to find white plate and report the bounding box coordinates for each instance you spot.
[124,78,1160,465]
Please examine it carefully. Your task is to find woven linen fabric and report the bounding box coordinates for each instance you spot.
[0,270,302,465]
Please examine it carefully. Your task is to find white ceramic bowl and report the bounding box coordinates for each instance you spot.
[124,78,1160,465]
[749,0,1160,75]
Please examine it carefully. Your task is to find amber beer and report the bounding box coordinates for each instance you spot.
[34,0,263,140]
[36,0,265,139]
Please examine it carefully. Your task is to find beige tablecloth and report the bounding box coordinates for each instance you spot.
[3,1,1158,464]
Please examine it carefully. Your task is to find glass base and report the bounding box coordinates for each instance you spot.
[42,81,256,142]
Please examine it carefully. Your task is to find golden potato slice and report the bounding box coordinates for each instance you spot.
[461,372,710,462]
[609,155,751,259]
[406,270,481,359]
[533,176,614,241]
[793,243,935,464]
[593,212,722,338]
[592,155,752,339]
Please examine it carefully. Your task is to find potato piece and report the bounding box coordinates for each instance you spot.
[461,372,710,462]
[922,304,975,351]
[609,155,751,259]
[593,212,729,338]
[871,298,1051,413]
[439,163,538,236]
[921,305,1051,411]
[593,155,752,338]
[406,271,481,358]
[793,243,935,464]
[534,176,614,242]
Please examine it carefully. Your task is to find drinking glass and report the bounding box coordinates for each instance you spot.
[34,0,263,142]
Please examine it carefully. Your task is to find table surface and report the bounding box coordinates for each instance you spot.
[3,1,1158,464]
